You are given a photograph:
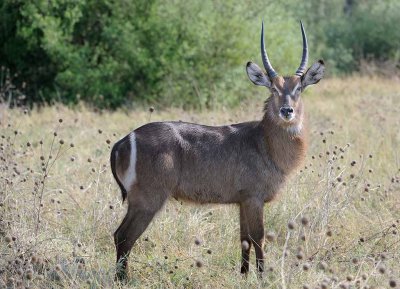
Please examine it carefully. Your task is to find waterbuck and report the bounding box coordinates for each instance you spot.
[110,21,325,279]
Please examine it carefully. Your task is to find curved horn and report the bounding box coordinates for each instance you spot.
[261,21,278,78]
[295,21,309,77]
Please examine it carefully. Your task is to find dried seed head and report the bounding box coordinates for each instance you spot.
[389,279,397,288]
[207,249,212,254]
[346,275,353,281]
[241,240,250,251]
[55,264,62,271]
[301,216,309,226]
[195,260,203,268]
[378,265,386,274]
[31,256,37,263]
[26,271,33,280]
[194,238,202,246]
[352,257,358,264]
[266,232,276,242]
[321,282,328,289]
[288,221,296,230]
[361,273,367,280]
[296,251,304,260]
[149,106,155,113]
[302,263,310,271]
[58,118,63,123]
[326,230,333,237]
[318,261,328,271]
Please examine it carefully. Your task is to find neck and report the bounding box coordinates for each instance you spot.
[260,109,308,174]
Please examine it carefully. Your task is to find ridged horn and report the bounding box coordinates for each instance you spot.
[295,21,309,77]
[261,21,278,78]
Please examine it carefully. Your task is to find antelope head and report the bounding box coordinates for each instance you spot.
[246,21,325,134]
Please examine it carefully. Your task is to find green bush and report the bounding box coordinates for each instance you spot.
[291,0,400,74]
[1,0,399,108]
[0,0,304,108]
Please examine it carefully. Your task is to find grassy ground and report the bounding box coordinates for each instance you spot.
[0,76,399,288]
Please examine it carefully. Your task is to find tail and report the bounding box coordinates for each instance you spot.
[110,140,127,202]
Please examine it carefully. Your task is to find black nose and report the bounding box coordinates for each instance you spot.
[280,107,294,117]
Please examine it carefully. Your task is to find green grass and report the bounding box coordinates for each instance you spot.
[0,76,399,288]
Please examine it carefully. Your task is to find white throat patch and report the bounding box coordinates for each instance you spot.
[286,120,303,136]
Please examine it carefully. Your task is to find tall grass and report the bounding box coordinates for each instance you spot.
[0,76,399,288]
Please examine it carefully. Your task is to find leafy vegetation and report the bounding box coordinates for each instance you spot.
[0,0,399,108]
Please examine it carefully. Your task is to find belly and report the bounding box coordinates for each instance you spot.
[172,166,287,204]
[172,186,240,204]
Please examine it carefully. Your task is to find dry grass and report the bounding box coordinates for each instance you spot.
[0,76,399,288]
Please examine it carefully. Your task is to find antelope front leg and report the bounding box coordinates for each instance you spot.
[240,198,265,275]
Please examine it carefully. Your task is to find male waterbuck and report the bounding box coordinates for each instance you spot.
[110,21,325,279]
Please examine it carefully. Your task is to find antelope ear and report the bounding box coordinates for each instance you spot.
[301,59,325,89]
[246,62,272,88]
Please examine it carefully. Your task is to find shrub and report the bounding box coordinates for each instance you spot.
[0,0,302,108]
[1,0,398,108]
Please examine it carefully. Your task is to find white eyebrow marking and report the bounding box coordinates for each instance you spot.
[272,84,283,95]
[291,82,301,95]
